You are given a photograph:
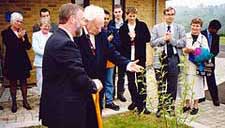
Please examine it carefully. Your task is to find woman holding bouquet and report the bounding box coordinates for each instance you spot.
[182,18,209,115]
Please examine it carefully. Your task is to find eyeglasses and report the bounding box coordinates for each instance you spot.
[165,13,175,16]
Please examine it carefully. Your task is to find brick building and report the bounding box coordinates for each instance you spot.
[0,0,166,83]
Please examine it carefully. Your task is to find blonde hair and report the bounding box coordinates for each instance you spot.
[40,17,51,26]
[126,7,137,15]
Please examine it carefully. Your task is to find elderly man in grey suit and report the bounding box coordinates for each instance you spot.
[151,7,186,118]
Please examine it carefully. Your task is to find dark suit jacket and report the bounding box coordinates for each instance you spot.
[119,19,151,67]
[76,31,130,83]
[40,28,98,128]
[1,27,32,80]
[201,29,220,70]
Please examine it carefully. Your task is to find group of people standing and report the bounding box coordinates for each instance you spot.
[0,2,222,128]
[151,7,221,117]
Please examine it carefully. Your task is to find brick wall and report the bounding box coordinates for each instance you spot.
[0,0,166,83]
[0,0,70,83]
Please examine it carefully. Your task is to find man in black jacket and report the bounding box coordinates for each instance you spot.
[201,19,221,106]
[39,3,103,128]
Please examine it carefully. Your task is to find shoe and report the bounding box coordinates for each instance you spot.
[198,97,206,103]
[137,107,151,115]
[128,102,136,110]
[143,108,151,115]
[213,100,220,106]
[105,102,120,111]
[156,109,161,118]
[0,106,3,110]
[11,103,17,113]
[190,108,199,115]
[183,106,191,113]
[23,101,32,110]
[118,94,127,102]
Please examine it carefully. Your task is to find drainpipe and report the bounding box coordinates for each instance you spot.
[154,0,159,25]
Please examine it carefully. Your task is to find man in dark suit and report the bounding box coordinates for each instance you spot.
[201,19,221,106]
[39,3,103,128]
[76,5,143,111]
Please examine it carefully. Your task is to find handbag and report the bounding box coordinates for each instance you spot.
[196,61,214,76]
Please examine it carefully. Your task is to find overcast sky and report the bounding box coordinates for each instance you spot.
[166,0,225,8]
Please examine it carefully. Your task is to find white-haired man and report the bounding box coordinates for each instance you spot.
[39,3,103,128]
[76,5,143,112]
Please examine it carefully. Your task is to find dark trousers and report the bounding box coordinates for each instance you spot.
[113,65,126,97]
[127,71,147,110]
[206,72,219,103]
[156,55,179,110]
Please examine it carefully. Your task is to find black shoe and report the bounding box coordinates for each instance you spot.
[213,100,220,106]
[143,108,151,115]
[23,101,32,110]
[11,103,17,113]
[183,106,191,113]
[198,97,206,103]
[105,102,120,111]
[190,108,199,115]
[156,109,161,118]
[128,102,136,110]
[137,107,151,115]
[0,106,3,110]
[118,94,127,102]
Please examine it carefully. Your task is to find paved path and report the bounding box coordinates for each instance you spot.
[0,56,225,128]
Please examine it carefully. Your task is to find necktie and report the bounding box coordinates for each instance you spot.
[166,25,173,56]
[208,33,212,48]
[86,34,96,55]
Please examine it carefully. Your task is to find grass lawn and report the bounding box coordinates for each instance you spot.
[103,112,189,128]
[220,36,225,45]
[29,112,190,128]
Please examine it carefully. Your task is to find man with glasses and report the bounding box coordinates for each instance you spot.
[151,7,186,117]
[32,8,58,33]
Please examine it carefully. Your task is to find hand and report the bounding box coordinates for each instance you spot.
[164,32,172,43]
[183,47,194,54]
[126,60,144,72]
[92,79,103,92]
[107,34,114,42]
[18,29,26,41]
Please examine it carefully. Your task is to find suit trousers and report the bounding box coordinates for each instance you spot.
[206,72,219,103]
[156,55,179,110]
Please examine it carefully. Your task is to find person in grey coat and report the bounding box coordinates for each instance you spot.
[151,7,186,117]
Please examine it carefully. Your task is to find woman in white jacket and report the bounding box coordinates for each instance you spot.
[182,18,209,115]
[32,18,52,95]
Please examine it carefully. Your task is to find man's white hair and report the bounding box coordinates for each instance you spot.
[84,5,105,21]
[10,12,23,24]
